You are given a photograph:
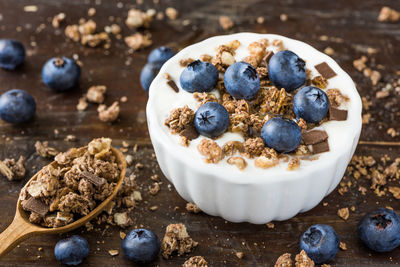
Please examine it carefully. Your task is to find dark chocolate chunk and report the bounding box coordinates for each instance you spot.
[167,80,179,93]
[21,197,49,217]
[315,62,337,79]
[180,125,199,140]
[263,51,274,64]
[329,106,348,121]
[302,130,329,145]
[312,140,330,154]
[81,171,106,187]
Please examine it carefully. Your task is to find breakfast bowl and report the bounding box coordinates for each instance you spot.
[146,32,362,224]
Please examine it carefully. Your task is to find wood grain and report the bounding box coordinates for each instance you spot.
[0,0,399,266]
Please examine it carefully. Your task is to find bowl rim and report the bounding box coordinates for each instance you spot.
[146,32,362,185]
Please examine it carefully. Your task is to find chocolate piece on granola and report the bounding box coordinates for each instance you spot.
[314,62,337,79]
[302,130,328,145]
[180,125,199,140]
[312,140,330,154]
[22,197,49,217]
[81,171,106,187]
[329,106,348,121]
[162,223,198,259]
[167,80,180,93]
[183,256,208,267]
[263,51,274,65]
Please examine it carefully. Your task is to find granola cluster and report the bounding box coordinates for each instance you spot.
[162,223,198,259]
[164,38,349,171]
[0,156,26,181]
[274,250,315,267]
[20,138,122,228]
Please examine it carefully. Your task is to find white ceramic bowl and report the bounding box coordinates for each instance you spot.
[146,33,362,224]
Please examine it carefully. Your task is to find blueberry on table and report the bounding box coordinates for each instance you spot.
[293,86,330,123]
[122,229,160,264]
[0,39,25,70]
[261,117,301,153]
[194,102,230,138]
[224,62,260,100]
[180,60,219,93]
[54,235,89,266]
[358,208,400,252]
[42,57,81,92]
[268,50,306,92]
[0,89,36,124]
[148,46,175,65]
[140,62,162,92]
[299,224,339,265]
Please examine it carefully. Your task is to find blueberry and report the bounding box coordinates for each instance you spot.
[122,229,160,264]
[148,46,175,64]
[0,89,36,124]
[268,50,306,92]
[180,60,218,93]
[0,39,25,70]
[194,102,229,138]
[140,62,162,92]
[224,62,260,100]
[299,224,339,265]
[54,235,89,266]
[42,57,81,92]
[261,117,301,153]
[293,86,330,123]
[358,208,400,252]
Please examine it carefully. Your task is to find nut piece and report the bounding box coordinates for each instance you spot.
[275,253,293,267]
[197,139,223,164]
[86,85,107,104]
[227,157,247,170]
[183,256,208,267]
[98,101,120,122]
[186,202,201,214]
[255,156,279,169]
[162,223,198,259]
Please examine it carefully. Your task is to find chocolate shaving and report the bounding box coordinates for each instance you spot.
[329,106,348,121]
[302,130,328,145]
[21,197,49,217]
[81,171,106,187]
[180,125,199,140]
[315,62,337,79]
[167,80,179,93]
[263,51,274,64]
[312,140,330,154]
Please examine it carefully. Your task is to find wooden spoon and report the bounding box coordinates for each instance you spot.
[0,146,126,257]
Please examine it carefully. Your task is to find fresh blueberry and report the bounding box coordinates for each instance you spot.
[148,46,175,64]
[140,62,162,92]
[42,57,81,92]
[261,117,301,153]
[299,224,340,265]
[293,86,330,123]
[0,89,36,124]
[194,102,229,138]
[180,60,218,93]
[268,50,306,92]
[54,235,89,266]
[358,208,400,252]
[122,229,160,264]
[0,39,25,70]
[224,62,260,100]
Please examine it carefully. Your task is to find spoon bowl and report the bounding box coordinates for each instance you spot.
[0,146,126,257]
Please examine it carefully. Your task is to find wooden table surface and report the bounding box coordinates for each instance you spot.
[0,0,400,266]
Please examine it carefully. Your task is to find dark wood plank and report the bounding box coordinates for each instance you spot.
[0,0,399,266]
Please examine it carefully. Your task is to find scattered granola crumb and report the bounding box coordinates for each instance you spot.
[197,139,223,164]
[120,96,128,103]
[149,205,158,211]
[88,7,96,17]
[0,156,26,181]
[108,249,119,256]
[274,253,293,267]
[165,7,179,20]
[389,186,400,199]
[149,182,160,195]
[114,212,133,228]
[124,33,152,51]
[287,158,300,171]
[52,13,66,28]
[35,141,59,158]
[125,8,153,28]
[162,223,198,259]
[179,58,195,67]
[98,101,120,122]
[77,96,88,111]
[324,47,334,56]
[266,222,275,229]
[183,256,208,267]
[86,85,107,104]
[337,207,349,220]
[24,5,38,12]
[120,231,126,239]
[339,241,347,251]
[295,250,314,267]
[280,13,288,22]
[64,135,77,142]
[219,15,234,30]
[387,128,399,137]
[186,203,201,214]
[256,16,265,24]
[236,251,244,259]
[378,6,400,22]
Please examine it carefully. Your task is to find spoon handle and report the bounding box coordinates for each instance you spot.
[0,215,36,257]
